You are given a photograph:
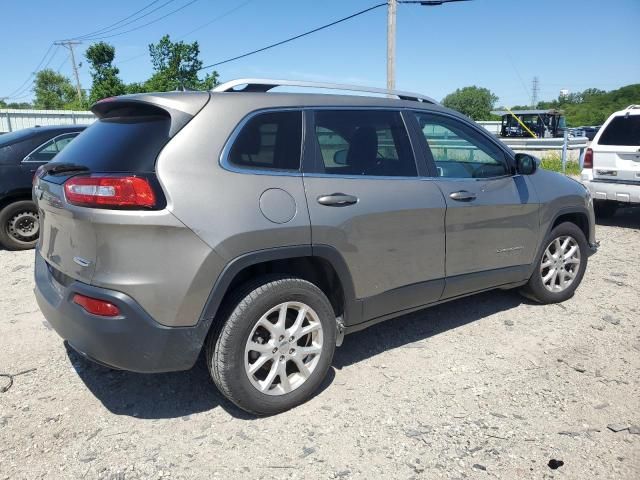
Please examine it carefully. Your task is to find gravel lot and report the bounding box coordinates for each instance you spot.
[1,208,639,480]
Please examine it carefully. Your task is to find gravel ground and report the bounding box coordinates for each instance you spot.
[1,208,639,480]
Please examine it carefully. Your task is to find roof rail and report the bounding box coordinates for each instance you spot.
[211,78,438,104]
[625,104,640,110]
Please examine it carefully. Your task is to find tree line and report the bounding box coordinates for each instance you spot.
[1,37,637,127]
[0,35,218,111]
[442,84,639,126]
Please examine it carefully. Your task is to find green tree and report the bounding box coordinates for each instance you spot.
[144,35,218,92]
[33,69,81,109]
[442,86,499,121]
[85,42,126,103]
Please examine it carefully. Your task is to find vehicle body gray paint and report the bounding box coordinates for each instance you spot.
[33,87,597,373]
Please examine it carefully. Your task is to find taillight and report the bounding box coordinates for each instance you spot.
[64,175,156,208]
[583,148,593,169]
[72,294,120,317]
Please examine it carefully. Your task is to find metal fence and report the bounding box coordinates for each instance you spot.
[0,109,96,133]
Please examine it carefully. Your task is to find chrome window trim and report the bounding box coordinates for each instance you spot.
[21,132,81,164]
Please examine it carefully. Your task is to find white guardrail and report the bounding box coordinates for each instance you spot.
[0,109,96,133]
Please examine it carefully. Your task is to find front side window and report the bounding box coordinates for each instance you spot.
[313,110,417,177]
[228,110,302,171]
[415,113,509,179]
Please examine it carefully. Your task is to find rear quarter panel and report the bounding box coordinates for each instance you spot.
[156,95,312,261]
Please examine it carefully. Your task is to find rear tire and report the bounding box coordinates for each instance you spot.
[206,276,336,415]
[593,200,617,218]
[520,222,588,304]
[0,200,40,250]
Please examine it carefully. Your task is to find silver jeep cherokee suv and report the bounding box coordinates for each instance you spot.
[33,79,598,415]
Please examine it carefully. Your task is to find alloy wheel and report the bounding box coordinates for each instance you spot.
[540,235,581,293]
[244,301,324,396]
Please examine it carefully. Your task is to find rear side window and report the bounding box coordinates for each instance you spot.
[51,116,170,172]
[598,115,640,146]
[313,110,416,177]
[27,133,79,162]
[228,111,302,171]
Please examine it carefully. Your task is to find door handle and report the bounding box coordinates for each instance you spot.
[317,193,358,207]
[449,190,477,202]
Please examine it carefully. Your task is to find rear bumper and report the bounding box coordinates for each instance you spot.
[581,176,640,204]
[34,252,205,373]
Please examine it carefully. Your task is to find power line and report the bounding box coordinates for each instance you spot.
[84,0,200,41]
[67,0,171,40]
[4,43,56,98]
[116,0,257,66]
[200,2,387,70]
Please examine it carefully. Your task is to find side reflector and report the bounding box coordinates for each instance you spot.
[73,294,120,317]
[64,176,156,208]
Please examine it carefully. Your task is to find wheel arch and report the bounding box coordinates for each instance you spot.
[198,245,360,335]
[0,190,35,211]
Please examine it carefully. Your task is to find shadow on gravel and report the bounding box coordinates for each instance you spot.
[67,290,524,419]
[334,289,526,369]
[65,343,335,420]
[595,206,640,229]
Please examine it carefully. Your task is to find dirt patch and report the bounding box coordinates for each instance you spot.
[1,216,639,479]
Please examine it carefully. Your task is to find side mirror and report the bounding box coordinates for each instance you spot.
[333,149,347,165]
[515,153,538,175]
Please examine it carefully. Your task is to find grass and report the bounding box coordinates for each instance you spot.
[539,152,582,175]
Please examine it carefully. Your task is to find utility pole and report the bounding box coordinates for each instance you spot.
[531,76,539,108]
[54,41,83,104]
[387,0,397,91]
[386,1,471,91]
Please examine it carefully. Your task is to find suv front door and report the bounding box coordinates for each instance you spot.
[303,109,446,324]
[412,112,540,298]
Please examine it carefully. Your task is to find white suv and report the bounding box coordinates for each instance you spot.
[581,105,640,217]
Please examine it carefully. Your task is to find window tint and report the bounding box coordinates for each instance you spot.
[51,117,170,172]
[313,110,416,177]
[29,139,58,162]
[28,133,80,162]
[415,113,509,178]
[599,115,640,146]
[228,111,302,171]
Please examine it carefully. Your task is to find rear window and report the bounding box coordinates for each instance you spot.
[599,115,640,146]
[51,116,170,172]
[228,111,302,171]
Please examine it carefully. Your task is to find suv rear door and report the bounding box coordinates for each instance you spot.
[592,112,640,184]
[411,111,540,298]
[303,109,446,323]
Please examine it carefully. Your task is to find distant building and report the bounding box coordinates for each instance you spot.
[559,89,570,98]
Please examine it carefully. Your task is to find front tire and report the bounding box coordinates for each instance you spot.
[206,276,336,415]
[521,222,588,304]
[0,200,40,250]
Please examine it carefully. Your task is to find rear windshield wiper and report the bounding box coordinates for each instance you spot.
[41,163,90,175]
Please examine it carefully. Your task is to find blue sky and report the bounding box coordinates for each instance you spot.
[1,0,639,106]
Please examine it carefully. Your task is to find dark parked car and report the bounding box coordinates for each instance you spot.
[0,125,85,249]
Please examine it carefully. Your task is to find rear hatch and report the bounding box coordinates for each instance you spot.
[33,91,210,284]
[592,113,640,183]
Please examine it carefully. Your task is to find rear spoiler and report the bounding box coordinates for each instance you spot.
[91,91,211,137]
